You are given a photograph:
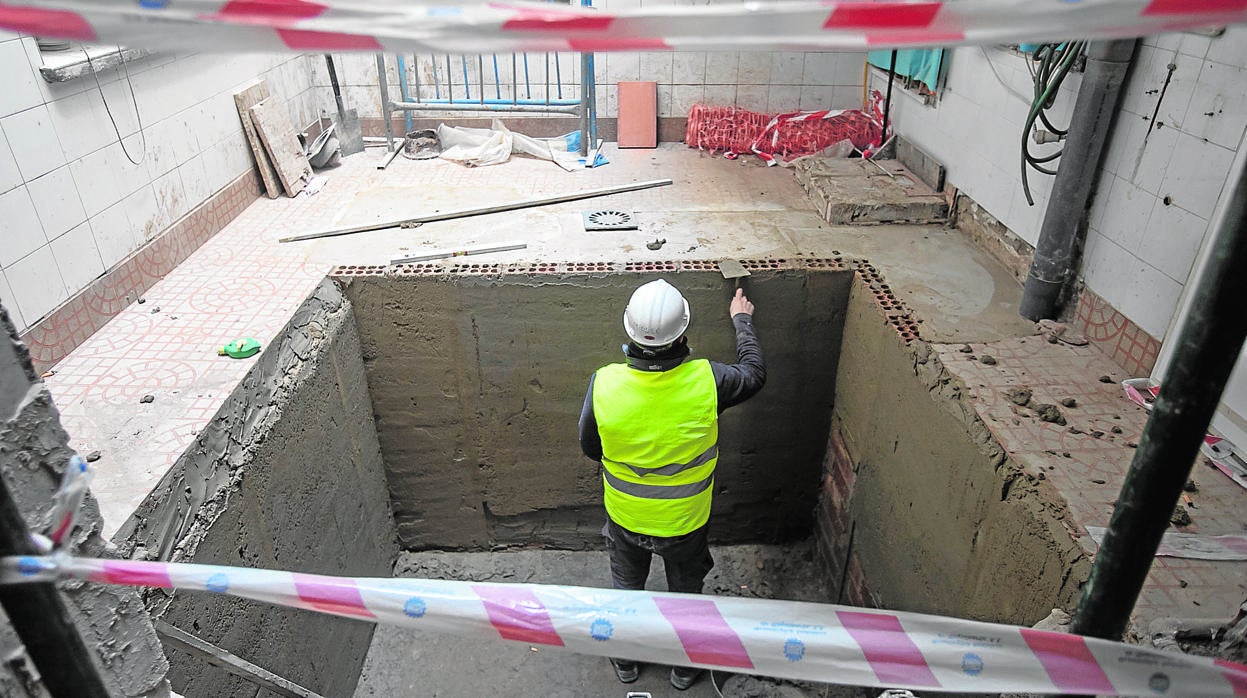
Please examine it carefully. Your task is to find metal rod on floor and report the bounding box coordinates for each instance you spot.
[280,179,673,242]
[1069,153,1247,643]
[155,621,325,698]
[0,471,111,697]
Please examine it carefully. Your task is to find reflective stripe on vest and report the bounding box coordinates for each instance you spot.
[592,359,718,537]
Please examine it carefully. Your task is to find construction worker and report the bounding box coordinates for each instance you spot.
[578,278,765,690]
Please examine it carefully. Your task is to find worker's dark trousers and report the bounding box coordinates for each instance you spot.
[602,518,714,594]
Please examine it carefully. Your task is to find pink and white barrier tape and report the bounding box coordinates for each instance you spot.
[4,554,1246,695]
[1086,526,1247,561]
[0,0,1245,55]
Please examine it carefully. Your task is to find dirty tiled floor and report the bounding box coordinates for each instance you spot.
[40,142,1247,649]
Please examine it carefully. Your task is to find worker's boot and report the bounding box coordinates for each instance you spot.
[610,658,639,683]
[670,666,702,690]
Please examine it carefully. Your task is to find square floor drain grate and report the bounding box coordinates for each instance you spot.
[582,209,638,231]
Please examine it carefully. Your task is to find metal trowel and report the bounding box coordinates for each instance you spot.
[717,259,751,288]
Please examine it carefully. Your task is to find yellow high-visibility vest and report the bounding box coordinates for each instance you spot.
[592,359,718,537]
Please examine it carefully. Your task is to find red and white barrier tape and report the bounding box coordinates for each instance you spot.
[3,554,1246,695]
[0,0,1245,54]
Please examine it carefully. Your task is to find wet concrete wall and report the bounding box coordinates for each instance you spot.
[0,306,172,697]
[824,282,1089,624]
[345,269,851,550]
[115,280,398,698]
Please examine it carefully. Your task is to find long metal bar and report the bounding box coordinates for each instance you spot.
[396,54,413,132]
[579,51,590,157]
[462,55,471,100]
[511,53,518,105]
[0,471,111,697]
[545,52,551,106]
[1069,153,1247,642]
[446,54,454,103]
[280,179,673,243]
[492,54,501,100]
[555,52,563,99]
[412,54,421,104]
[389,100,581,114]
[431,54,441,99]
[376,54,394,150]
[155,621,325,698]
[392,241,527,265]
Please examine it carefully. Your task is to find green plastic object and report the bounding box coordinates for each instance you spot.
[219,338,261,359]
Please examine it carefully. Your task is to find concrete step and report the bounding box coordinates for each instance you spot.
[794,157,948,225]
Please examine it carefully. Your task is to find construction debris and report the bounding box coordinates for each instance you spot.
[280,179,673,243]
[391,241,526,265]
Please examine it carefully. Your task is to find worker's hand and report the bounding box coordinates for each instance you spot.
[730,288,754,317]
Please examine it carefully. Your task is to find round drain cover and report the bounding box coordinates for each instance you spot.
[588,210,633,226]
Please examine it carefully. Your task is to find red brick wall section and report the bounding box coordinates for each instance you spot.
[816,414,876,607]
[20,171,262,373]
[1073,287,1162,378]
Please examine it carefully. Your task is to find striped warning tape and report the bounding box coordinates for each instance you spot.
[3,554,1245,695]
[0,0,1244,54]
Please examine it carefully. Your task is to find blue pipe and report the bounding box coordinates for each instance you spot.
[396,55,413,132]
[402,98,581,107]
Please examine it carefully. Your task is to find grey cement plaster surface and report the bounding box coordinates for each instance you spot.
[0,308,172,698]
[830,284,1087,625]
[346,270,847,550]
[353,542,869,698]
[114,280,398,698]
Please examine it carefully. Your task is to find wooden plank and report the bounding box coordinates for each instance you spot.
[154,620,325,698]
[233,80,281,199]
[249,98,311,198]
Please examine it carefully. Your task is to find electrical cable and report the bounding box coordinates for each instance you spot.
[1020,41,1084,205]
[86,46,146,166]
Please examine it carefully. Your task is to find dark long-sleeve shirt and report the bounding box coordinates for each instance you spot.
[578,313,765,461]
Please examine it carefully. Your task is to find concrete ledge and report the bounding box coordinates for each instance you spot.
[794,158,949,225]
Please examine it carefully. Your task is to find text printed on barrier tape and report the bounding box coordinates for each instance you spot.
[3,555,1246,695]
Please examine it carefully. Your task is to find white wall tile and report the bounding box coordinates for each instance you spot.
[770,53,804,85]
[1160,133,1235,219]
[89,200,140,270]
[734,85,768,112]
[1100,110,1151,178]
[26,165,86,240]
[737,52,770,85]
[3,105,66,180]
[830,86,864,111]
[1096,176,1153,253]
[47,88,116,162]
[0,40,43,119]
[0,185,47,269]
[668,85,703,117]
[639,53,673,84]
[1119,46,1199,124]
[672,53,706,85]
[0,131,21,194]
[1139,199,1207,283]
[1126,121,1178,196]
[5,245,67,325]
[1205,25,1247,68]
[705,52,738,85]
[50,221,104,292]
[123,185,161,243]
[152,168,189,228]
[0,270,27,333]
[702,85,735,107]
[71,139,148,217]
[1182,60,1247,150]
[768,85,801,113]
[803,53,840,86]
[606,53,640,84]
[799,85,836,111]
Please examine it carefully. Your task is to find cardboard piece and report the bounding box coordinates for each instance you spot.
[248,98,311,198]
[233,80,281,199]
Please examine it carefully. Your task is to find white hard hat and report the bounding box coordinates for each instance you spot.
[623,279,690,347]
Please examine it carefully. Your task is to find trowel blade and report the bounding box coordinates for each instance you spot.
[717,259,751,280]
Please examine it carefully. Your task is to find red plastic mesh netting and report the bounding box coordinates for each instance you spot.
[684,94,885,163]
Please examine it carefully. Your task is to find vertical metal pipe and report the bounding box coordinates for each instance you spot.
[397,54,413,132]
[1020,39,1137,320]
[1069,154,1247,642]
[478,55,485,104]
[556,52,564,99]
[431,54,441,100]
[523,54,532,99]
[446,55,454,103]
[376,54,394,150]
[545,52,551,106]
[492,54,502,100]
[0,471,111,697]
[462,55,471,101]
[882,50,898,137]
[412,54,422,104]
[512,54,518,105]
[579,51,590,156]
